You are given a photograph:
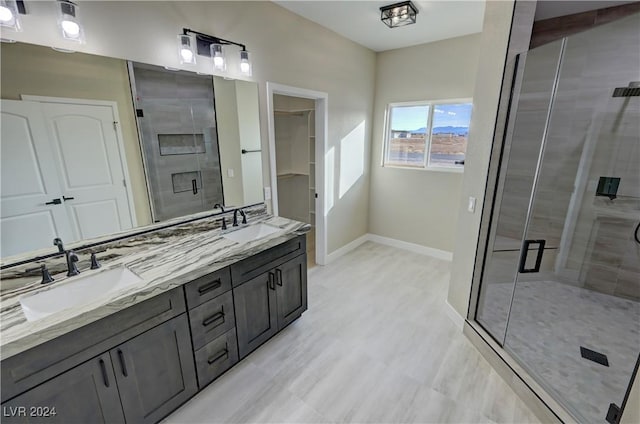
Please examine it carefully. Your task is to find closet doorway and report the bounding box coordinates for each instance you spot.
[267,83,327,267]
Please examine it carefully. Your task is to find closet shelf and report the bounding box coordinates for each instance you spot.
[274,109,313,116]
[277,172,309,179]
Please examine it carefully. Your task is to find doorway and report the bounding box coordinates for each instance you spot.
[266,83,327,266]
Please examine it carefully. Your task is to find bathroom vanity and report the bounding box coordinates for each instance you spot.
[0,214,308,424]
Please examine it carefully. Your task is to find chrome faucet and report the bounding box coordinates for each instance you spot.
[233,209,247,227]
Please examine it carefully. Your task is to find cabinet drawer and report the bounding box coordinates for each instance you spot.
[194,328,239,389]
[231,235,306,286]
[184,267,232,309]
[188,291,235,351]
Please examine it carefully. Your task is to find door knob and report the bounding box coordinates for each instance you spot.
[45,198,62,205]
[62,196,75,201]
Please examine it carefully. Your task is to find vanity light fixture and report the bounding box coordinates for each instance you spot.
[57,0,84,43]
[239,50,252,76]
[380,1,418,28]
[210,43,226,72]
[0,0,24,32]
[178,33,197,65]
[179,28,251,75]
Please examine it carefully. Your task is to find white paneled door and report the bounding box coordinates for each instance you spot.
[0,99,134,258]
[41,103,133,240]
[0,100,75,257]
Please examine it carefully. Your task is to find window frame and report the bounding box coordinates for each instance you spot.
[382,98,472,172]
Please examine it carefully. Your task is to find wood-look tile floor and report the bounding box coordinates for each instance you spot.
[165,242,540,424]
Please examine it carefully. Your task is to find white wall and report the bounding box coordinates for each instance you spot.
[2,1,375,254]
[447,1,516,316]
[369,34,481,253]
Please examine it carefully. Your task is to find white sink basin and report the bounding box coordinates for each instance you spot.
[223,223,282,244]
[20,267,142,322]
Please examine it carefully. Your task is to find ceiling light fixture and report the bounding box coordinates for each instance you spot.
[179,28,251,76]
[0,0,24,31]
[380,1,418,28]
[57,0,84,43]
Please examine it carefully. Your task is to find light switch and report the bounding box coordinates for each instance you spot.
[264,187,271,200]
[468,196,476,213]
[227,168,234,178]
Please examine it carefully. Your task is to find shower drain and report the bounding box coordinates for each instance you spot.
[580,346,609,367]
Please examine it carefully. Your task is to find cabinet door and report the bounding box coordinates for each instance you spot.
[233,270,278,359]
[1,353,124,424]
[275,254,308,329]
[110,315,197,424]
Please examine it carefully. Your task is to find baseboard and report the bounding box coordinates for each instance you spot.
[366,233,453,261]
[324,233,454,265]
[325,234,369,264]
[445,300,465,330]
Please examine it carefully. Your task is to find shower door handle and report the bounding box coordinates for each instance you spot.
[192,179,198,195]
[518,239,546,273]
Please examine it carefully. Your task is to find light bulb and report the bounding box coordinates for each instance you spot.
[61,19,80,37]
[0,5,13,23]
[239,50,251,76]
[213,56,224,68]
[180,48,194,63]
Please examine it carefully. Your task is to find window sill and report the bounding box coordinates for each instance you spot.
[382,164,464,174]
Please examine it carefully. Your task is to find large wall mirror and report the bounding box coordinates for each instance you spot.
[0,42,264,260]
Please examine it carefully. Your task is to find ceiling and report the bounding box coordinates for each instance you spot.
[273,1,486,52]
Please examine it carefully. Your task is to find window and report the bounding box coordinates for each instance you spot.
[383,100,472,170]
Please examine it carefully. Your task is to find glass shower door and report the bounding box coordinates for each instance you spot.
[503,14,640,423]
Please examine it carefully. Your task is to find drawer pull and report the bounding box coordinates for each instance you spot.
[117,349,128,377]
[207,347,229,365]
[198,279,222,295]
[99,359,109,387]
[268,272,275,290]
[276,269,283,286]
[202,311,225,327]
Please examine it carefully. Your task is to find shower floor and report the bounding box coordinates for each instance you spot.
[479,280,640,423]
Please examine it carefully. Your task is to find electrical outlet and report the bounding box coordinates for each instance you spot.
[468,196,476,213]
[227,168,234,178]
[264,187,271,200]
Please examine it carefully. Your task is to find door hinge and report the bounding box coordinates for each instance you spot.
[113,121,119,131]
[606,403,621,424]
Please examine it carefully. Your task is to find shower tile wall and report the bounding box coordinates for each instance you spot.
[548,13,640,300]
[133,65,223,221]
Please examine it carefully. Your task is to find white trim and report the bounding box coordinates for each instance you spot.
[20,95,138,228]
[445,299,465,330]
[266,82,328,266]
[325,233,454,264]
[367,233,453,261]
[325,234,369,264]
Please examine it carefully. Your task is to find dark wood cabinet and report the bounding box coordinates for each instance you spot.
[1,353,125,424]
[111,315,197,424]
[234,270,279,359]
[276,253,308,329]
[2,234,308,424]
[234,242,307,359]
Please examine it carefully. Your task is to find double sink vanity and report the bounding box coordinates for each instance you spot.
[0,206,309,423]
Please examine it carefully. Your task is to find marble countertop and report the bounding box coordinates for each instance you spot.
[0,213,309,360]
